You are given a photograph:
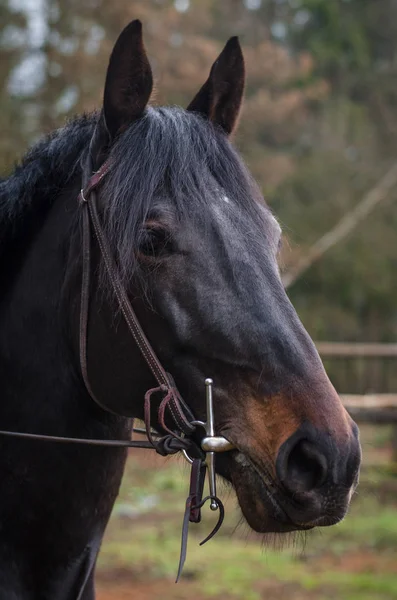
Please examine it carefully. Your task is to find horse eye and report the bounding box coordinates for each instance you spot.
[138,225,173,257]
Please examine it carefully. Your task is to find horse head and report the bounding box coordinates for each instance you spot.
[78,20,361,536]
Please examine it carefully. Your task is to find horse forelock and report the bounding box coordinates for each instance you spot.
[100,106,268,286]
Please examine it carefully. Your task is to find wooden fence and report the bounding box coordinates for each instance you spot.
[316,342,397,423]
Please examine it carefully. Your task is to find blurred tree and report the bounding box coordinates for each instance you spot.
[1,0,396,376]
[274,0,397,346]
[1,0,320,197]
[0,1,30,172]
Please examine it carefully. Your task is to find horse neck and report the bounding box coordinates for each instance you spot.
[0,175,133,594]
[0,178,129,439]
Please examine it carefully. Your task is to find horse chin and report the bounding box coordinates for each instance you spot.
[229,452,313,535]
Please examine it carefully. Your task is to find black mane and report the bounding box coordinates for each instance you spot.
[0,107,262,281]
[0,114,96,255]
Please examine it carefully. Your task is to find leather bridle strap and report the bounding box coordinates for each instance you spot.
[0,428,154,448]
[78,156,196,444]
[176,457,225,583]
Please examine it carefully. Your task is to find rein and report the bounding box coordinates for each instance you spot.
[0,152,235,582]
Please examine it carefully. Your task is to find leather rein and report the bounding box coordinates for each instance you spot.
[0,152,235,581]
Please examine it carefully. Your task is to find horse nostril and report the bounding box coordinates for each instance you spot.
[282,439,328,494]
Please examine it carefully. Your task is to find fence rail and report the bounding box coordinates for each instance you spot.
[315,342,397,396]
[314,342,397,423]
[316,342,397,357]
[341,394,397,423]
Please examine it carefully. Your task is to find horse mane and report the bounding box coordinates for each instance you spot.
[0,114,96,256]
[0,106,263,282]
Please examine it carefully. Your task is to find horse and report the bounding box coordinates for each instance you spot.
[0,19,361,600]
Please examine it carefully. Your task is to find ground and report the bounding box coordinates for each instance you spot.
[96,425,397,600]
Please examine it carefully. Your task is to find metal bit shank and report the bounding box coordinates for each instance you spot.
[204,379,218,510]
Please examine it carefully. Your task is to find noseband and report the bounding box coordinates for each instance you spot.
[0,150,235,581]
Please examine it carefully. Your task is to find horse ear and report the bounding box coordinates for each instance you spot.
[103,20,153,140]
[187,37,245,136]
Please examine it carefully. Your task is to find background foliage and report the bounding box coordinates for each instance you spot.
[1,0,396,344]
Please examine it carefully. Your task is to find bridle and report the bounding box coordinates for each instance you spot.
[0,149,235,581]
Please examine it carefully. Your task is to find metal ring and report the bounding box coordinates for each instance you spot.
[181,449,194,465]
[190,420,206,428]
